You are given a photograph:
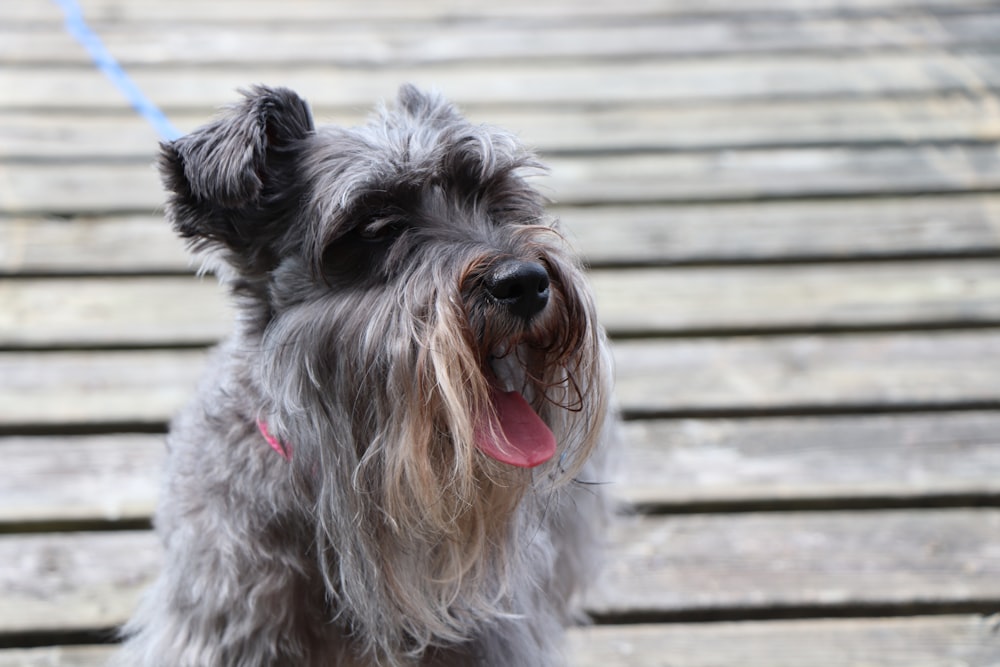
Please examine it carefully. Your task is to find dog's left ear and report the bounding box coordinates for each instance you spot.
[159,86,314,265]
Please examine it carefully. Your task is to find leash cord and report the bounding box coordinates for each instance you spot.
[52,0,182,142]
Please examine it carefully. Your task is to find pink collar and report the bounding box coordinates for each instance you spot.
[257,419,292,460]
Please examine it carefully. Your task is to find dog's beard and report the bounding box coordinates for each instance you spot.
[255,240,610,661]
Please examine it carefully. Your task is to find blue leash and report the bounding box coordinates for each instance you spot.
[52,0,182,142]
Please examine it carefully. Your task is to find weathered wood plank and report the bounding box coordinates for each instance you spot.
[0,277,229,347]
[6,0,997,23]
[622,412,1000,507]
[6,412,1000,525]
[545,145,1000,205]
[560,195,1000,265]
[2,616,998,667]
[0,350,205,427]
[0,163,160,215]
[5,194,1000,275]
[3,511,999,632]
[0,434,162,524]
[7,54,1000,111]
[8,145,1000,214]
[0,646,111,667]
[0,215,188,275]
[592,261,1000,335]
[8,95,1000,159]
[3,332,999,427]
[568,616,1000,667]
[5,261,1000,346]
[613,331,1000,416]
[9,12,1000,66]
[0,531,158,633]
[591,510,1000,616]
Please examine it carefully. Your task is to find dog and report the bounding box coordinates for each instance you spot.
[113,85,615,666]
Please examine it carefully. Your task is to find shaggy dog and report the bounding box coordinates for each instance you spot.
[114,85,614,666]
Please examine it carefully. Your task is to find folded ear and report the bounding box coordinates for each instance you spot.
[159,85,314,269]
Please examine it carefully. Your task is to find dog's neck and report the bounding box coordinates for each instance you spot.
[256,419,292,460]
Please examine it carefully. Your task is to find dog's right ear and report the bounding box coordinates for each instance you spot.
[159,86,314,268]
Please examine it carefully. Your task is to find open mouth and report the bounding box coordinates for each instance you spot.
[473,354,556,469]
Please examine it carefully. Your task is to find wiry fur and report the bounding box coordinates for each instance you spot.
[114,85,615,666]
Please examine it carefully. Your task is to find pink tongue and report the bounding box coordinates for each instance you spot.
[475,389,556,468]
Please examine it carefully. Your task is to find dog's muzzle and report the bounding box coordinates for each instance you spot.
[484,260,550,321]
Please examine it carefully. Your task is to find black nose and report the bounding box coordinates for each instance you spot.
[484,260,551,321]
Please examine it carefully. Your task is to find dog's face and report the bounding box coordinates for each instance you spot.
[159,85,610,654]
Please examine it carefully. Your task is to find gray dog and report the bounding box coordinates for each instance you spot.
[114,85,614,666]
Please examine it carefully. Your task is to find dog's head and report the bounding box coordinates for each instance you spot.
[160,85,611,654]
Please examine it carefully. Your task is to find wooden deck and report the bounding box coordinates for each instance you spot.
[3,0,1000,664]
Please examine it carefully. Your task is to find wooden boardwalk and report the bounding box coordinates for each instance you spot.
[3,0,1000,664]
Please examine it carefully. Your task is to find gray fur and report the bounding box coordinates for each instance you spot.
[113,85,615,667]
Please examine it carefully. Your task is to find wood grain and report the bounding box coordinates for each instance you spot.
[0,646,112,667]
[0,434,163,523]
[544,145,1000,205]
[0,215,188,275]
[0,531,158,633]
[0,349,205,427]
[0,277,229,347]
[591,509,1000,616]
[621,412,1000,507]
[559,195,1000,265]
[614,330,1000,415]
[591,261,1000,334]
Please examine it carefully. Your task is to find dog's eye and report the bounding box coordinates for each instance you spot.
[358,219,406,243]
